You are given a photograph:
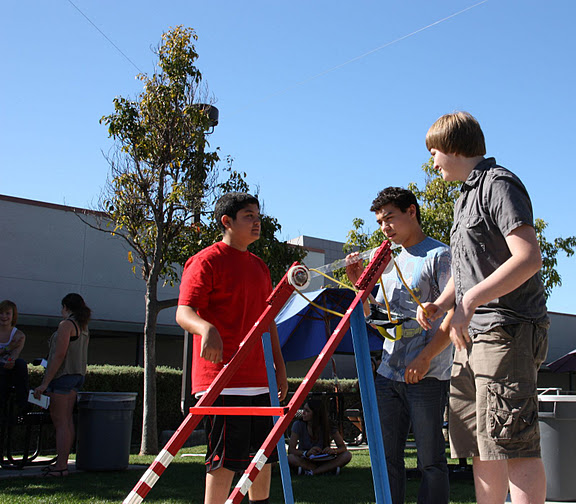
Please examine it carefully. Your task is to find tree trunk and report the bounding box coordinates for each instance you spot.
[140,277,159,455]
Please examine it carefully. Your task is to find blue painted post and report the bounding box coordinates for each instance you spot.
[349,305,392,504]
[262,332,295,504]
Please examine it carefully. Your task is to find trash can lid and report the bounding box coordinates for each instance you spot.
[77,392,138,410]
[77,392,137,402]
[538,393,576,402]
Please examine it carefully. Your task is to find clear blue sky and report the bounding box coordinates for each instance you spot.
[1,1,575,313]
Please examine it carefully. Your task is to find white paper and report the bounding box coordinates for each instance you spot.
[28,390,50,409]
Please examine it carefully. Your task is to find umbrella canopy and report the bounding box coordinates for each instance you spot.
[275,287,384,362]
[548,348,576,373]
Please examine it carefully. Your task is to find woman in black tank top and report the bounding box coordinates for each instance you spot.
[33,293,91,477]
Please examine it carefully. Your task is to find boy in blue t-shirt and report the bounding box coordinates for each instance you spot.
[346,187,453,504]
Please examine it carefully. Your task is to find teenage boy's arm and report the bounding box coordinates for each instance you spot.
[176,305,223,364]
[416,277,456,329]
[405,309,453,384]
[269,321,288,401]
[449,224,542,347]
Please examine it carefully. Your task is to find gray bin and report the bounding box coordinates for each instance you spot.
[76,392,137,471]
[538,392,576,502]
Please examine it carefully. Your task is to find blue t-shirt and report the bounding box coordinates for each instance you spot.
[376,236,452,382]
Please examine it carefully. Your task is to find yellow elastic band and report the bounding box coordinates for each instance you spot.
[392,259,428,317]
[299,258,423,341]
[376,276,402,341]
[309,268,358,292]
[374,324,402,342]
[294,289,345,318]
[378,277,399,324]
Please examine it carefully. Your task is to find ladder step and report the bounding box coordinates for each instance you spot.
[190,406,288,416]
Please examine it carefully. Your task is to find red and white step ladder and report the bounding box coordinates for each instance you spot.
[124,240,393,504]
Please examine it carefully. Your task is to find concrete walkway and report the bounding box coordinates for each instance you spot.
[0,459,147,479]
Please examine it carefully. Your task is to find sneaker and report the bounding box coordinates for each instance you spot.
[297,466,303,476]
[304,469,314,476]
[334,467,341,476]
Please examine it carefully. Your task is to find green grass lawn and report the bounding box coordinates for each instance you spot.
[0,446,475,504]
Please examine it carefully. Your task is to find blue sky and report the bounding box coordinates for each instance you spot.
[1,1,575,313]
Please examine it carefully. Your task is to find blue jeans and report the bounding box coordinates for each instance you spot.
[375,374,449,504]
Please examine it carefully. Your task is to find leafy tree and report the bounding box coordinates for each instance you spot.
[535,219,576,298]
[341,158,575,299]
[96,26,303,454]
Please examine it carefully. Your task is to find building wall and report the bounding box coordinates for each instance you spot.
[545,312,576,363]
[1,195,182,368]
[1,195,180,325]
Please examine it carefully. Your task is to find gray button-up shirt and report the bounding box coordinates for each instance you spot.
[451,158,548,335]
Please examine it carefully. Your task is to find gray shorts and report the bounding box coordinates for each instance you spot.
[449,323,548,461]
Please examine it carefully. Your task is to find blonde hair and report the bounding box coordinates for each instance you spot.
[426,111,486,157]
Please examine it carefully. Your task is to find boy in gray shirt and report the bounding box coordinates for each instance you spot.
[419,111,548,504]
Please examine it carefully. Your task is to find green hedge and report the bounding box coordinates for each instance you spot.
[28,364,183,448]
[24,366,361,449]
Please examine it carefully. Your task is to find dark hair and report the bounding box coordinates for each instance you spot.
[62,293,91,329]
[370,187,421,224]
[304,399,331,449]
[0,300,18,326]
[214,192,260,231]
[425,111,486,157]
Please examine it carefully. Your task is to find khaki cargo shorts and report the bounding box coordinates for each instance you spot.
[449,323,548,460]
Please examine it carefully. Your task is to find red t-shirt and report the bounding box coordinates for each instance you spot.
[178,241,272,394]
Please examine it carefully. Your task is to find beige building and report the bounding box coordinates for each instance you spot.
[1,195,181,368]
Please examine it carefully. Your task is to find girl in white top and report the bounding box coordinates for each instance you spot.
[0,300,28,411]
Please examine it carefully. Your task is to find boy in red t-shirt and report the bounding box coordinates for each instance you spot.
[176,192,288,504]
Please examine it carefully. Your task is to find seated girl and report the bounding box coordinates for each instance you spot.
[0,300,29,414]
[287,398,352,475]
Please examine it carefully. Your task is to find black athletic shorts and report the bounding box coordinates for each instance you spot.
[204,393,279,473]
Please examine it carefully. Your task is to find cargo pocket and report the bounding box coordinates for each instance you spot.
[487,382,538,447]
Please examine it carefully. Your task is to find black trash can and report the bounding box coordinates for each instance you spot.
[538,391,576,502]
[76,392,138,471]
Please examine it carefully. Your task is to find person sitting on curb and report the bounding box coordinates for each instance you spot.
[288,399,352,476]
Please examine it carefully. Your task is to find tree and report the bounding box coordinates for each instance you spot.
[535,219,576,298]
[97,26,304,454]
[341,158,575,298]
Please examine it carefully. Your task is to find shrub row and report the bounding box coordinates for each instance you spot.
[24,366,361,449]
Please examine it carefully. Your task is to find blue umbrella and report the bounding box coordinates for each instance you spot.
[548,349,576,373]
[275,287,384,362]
